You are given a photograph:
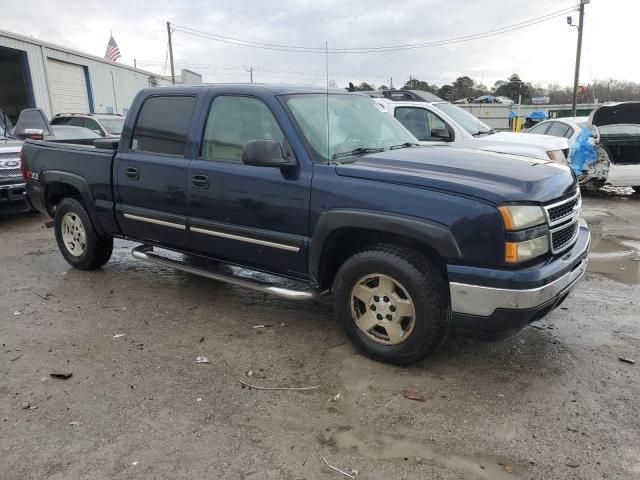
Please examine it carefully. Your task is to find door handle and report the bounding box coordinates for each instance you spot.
[125,167,139,180]
[191,174,209,188]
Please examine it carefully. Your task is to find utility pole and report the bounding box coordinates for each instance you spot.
[249,66,253,83]
[166,21,176,85]
[571,0,588,116]
[134,58,137,69]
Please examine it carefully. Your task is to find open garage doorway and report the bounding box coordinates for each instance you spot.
[0,46,35,124]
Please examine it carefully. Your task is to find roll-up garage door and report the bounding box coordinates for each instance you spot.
[47,59,90,114]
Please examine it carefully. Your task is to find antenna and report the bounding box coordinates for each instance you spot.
[325,40,330,163]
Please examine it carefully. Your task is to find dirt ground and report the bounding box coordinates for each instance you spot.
[1,190,639,480]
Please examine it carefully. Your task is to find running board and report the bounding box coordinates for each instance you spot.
[131,245,324,301]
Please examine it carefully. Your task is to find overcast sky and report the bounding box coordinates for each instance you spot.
[1,0,636,89]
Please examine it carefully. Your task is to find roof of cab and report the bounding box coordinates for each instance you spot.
[138,83,357,97]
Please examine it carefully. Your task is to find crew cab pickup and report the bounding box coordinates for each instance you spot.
[21,85,590,364]
[370,89,570,162]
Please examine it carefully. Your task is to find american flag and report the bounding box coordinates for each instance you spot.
[104,35,121,62]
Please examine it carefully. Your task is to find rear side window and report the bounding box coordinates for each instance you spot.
[131,96,196,156]
[546,122,572,138]
[200,96,284,163]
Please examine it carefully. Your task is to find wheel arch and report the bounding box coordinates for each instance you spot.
[309,210,462,289]
[41,171,104,235]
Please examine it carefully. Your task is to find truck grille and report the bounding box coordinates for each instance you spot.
[0,152,20,160]
[0,168,20,178]
[544,191,581,254]
[550,221,579,253]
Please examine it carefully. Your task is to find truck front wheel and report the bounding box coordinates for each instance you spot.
[54,198,113,270]
[332,244,449,365]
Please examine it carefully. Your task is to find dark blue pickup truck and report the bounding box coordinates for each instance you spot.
[21,85,590,364]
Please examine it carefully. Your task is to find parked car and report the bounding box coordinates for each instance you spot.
[473,95,500,104]
[13,109,102,145]
[0,109,33,209]
[50,113,124,138]
[496,96,515,105]
[22,85,589,364]
[371,90,569,161]
[525,103,640,191]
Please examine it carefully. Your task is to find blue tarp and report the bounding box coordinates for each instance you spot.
[568,128,598,174]
[526,111,548,120]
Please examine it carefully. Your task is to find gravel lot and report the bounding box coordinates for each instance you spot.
[1,190,639,480]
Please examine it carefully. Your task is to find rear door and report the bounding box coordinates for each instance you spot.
[114,95,197,249]
[186,94,312,278]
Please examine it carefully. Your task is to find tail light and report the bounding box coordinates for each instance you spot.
[20,148,32,180]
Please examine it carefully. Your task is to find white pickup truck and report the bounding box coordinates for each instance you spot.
[371,90,569,162]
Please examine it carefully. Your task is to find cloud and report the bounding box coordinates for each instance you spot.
[1,0,636,89]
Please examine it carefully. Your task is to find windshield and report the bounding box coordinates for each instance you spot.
[434,102,492,136]
[98,117,125,135]
[282,93,417,163]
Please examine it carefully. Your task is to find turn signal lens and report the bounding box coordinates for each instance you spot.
[505,236,549,264]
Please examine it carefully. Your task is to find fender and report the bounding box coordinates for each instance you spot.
[308,209,462,282]
[39,170,105,235]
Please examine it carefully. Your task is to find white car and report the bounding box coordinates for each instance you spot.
[525,103,640,190]
[371,90,569,162]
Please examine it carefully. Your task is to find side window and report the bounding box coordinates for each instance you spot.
[131,96,196,156]
[546,122,571,138]
[84,118,102,134]
[564,127,575,139]
[394,107,449,141]
[201,96,284,163]
[527,122,550,135]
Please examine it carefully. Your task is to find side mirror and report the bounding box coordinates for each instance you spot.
[242,140,293,168]
[431,128,452,141]
[24,128,44,140]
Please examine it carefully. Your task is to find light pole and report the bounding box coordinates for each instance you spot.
[569,0,589,116]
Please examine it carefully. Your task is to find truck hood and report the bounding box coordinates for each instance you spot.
[335,146,576,204]
[590,102,640,126]
[476,131,569,158]
[0,138,23,153]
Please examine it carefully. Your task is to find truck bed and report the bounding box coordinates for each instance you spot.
[22,140,118,233]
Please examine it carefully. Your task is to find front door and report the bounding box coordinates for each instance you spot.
[187,94,312,279]
[115,95,197,249]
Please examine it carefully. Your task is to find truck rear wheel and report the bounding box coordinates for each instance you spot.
[54,198,113,270]
[332,244,449,365]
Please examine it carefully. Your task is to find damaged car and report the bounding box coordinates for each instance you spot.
[526,102,640,191]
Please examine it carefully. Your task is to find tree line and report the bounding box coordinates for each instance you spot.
[348,74,640,105]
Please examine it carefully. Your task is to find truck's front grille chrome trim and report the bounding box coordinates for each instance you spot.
[544,191,581,227]
[123,213,186,230]
[190,226,301,252]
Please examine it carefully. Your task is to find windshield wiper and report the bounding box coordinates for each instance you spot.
[331,147,384,161]
[389,142,421,150]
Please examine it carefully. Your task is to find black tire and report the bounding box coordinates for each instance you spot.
[632,186,640,195]
[54,198,113,270]
[332,244,449,365]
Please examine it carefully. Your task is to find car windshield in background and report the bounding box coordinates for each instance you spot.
[99,117,125,135]
[51,125,101,140]
[283,93,418,163]
[435,102,493,136]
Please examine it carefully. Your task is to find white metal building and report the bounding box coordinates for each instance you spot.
[0,29,171,123]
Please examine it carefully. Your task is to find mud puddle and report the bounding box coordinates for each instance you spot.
[588,235,640,284]
[327,428,524,479]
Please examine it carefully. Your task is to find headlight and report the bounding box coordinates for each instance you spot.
[505,235,549,264]
[498,205,546,231]
[547,150,565,162]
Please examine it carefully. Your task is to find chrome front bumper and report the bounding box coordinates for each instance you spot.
[449,221,590,318]
[450,257,587,316]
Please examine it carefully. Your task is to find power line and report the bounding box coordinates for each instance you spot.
[170,7,576,54]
